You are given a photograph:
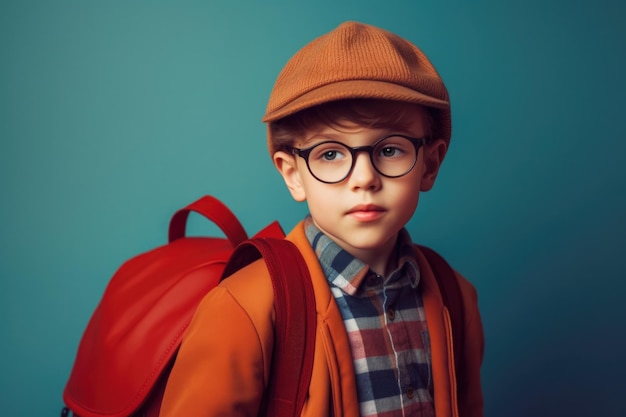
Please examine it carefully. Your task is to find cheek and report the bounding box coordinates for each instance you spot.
[304,181,339,206]
[390,177,422,218]
[300,178,345,220]
[300,174,330,203]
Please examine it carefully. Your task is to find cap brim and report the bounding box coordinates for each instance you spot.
[262,79,449,122]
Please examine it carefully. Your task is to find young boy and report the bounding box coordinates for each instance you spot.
[160,21,484,417]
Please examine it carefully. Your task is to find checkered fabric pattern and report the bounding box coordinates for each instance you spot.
[304,217,435,417]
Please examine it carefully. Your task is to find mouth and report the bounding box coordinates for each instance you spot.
[346,204,386,222]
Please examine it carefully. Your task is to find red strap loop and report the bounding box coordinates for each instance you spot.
[168,195,248,245]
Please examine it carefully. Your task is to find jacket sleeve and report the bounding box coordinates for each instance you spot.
[456,274,485,417]
[159,261,275,417]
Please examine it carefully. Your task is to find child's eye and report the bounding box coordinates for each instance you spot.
[311,144,348,162]
[379,146,403,158]
[322,150,340,161]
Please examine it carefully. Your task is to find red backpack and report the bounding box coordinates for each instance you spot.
[61,195,316,417]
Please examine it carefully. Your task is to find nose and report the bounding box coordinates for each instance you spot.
[348,151,381,190]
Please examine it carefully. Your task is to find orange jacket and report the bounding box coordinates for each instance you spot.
[159,222,484,417]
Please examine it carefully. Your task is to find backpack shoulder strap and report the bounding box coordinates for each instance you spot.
[416,244,466,387]
[222,238,316,417]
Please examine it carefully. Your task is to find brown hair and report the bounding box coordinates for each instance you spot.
[269,99,434,153]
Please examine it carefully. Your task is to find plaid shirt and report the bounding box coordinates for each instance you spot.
[305,217,435,417]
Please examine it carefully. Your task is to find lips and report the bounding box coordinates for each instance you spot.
[346,204,386,221]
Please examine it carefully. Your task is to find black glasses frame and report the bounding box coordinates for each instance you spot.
[291,134,428,184]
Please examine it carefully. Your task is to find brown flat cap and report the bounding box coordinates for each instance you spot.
[263,21,451,146]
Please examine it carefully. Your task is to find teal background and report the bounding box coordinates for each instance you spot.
[1,1,625,416]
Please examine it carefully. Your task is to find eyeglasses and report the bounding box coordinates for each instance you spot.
[291,135,428,184]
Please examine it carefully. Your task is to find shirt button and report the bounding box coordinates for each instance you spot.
[406,386,415,399]
[387,308,396,321]
[367,274,382,286]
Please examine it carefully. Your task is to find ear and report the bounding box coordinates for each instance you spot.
[273,151,307,202]
[420,138,448,191]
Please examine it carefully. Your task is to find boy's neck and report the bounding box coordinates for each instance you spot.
[349,236,399,278]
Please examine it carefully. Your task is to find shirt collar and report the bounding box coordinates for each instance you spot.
[304,216,420,296]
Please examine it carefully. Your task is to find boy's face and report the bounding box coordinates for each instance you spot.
[273,106,446,272]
